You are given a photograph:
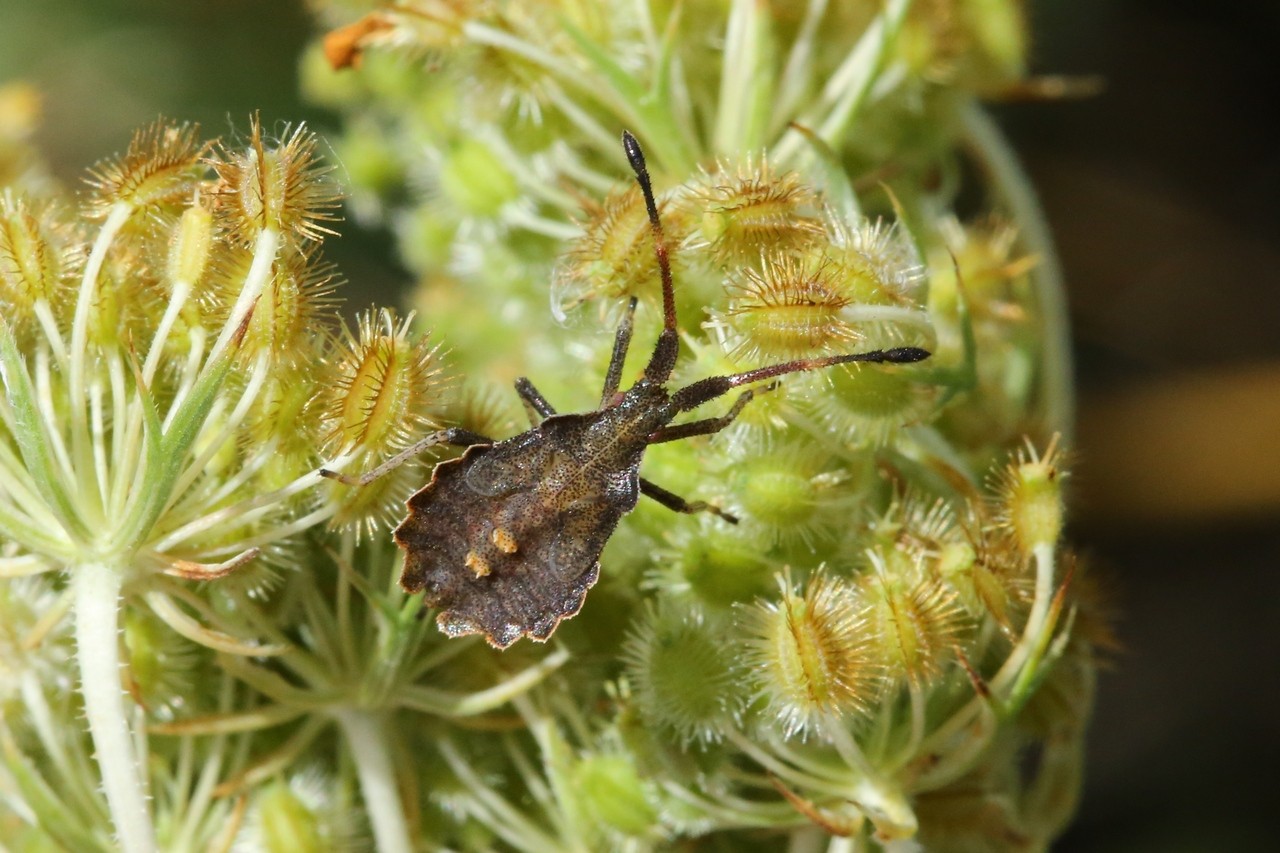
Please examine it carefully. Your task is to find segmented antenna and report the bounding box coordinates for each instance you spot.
[622,130,680,382]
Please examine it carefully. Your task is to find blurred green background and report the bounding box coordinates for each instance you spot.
[2,0,1277,849]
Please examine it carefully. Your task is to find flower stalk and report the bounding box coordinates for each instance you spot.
[332,708,413,853]
[73,560,154,853]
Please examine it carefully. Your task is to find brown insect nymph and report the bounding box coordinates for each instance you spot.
[322,132,929,649]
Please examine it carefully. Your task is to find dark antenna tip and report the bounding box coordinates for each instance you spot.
[883,347,931,363]
[621,130,645,174]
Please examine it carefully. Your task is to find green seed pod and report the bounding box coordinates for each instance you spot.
[663,519,778,609]
[623,602,748,744]
[571,753,661,838]
[122,610,195,716]
[689,160,824,266]
[803,359,934,446]
[993,435,1067,555]
[252,780,326,853]
[727,440,850,549]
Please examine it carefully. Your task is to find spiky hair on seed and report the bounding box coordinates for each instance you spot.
[712,251,862,362]
[203,247,342,370]
[621,601,750,746]
[859,547,968,688]
[318,308,449,459]
[869,491,1029,632]
[825,217,927,307]
[739,569,882,739]
[0,191,79,316]
[84,119,210,216]
[555,182,691,317]
[868,490,971,560]
[687,157,825,265]
[210,116,341,246]
[988,433,1069,556]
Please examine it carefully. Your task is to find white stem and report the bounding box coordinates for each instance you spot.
[205,227,279,367]
[70,203,131,418]
[992,540,1056,695]
[333,708,413,853]
[142,278,192,385]
[74,561,156,853]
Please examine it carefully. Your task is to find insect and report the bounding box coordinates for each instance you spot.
[322,132,929,648]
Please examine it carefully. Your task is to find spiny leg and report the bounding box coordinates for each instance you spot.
[648,383,777,444]
[640,477,738,524]
[670,347,931,412]
[622,131,680,385]
[515,376,556,426]
[600,296,639,405]
[319,427,492,486]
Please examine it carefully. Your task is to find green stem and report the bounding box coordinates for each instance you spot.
[333,708,413,853]
[961,103,1076,438]
[74,561,156,853]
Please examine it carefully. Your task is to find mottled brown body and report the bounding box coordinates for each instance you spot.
[322,132,928,648]
[395,386,671,648]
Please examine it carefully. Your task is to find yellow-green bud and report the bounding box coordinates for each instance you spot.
[166,203,213,286]
[256,781,324,853]
[572,754,660,837]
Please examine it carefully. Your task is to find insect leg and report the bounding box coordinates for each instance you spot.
[640,477,738,524]
[319,427,492,486]
[515,377,556,425]
[670,347,931,412]
[647,383,778,444]
[600,296,639,405]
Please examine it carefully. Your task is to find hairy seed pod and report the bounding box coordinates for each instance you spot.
[741,570,881,738]
[661,519,779,609]
[320,308,447,458]
[212,117,340,245]
[207,249,339,369]
[860,548,966,687]
[85,120,209,216]
[802,360,935,446]
[122,610,196,718]
[827,218,926,307]
[623,602,748,744]
[689,160,823,265]
[716,251,860,361]
[992,434,1067,555]
[556,184,690,315]
[726,440,850,549]
[0,192,72,330]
